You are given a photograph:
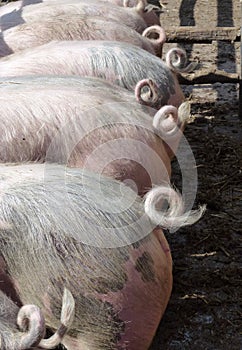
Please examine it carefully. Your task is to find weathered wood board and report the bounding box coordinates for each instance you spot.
[159,0,240,29]
[157,0,240,111]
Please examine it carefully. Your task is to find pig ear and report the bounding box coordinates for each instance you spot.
[153,105,179,137]
[135,78,159,107]
[144,185,206,230]
[166,47,198,73]
[142,25,166,56]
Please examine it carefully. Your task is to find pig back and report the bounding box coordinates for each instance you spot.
[0,41,182,108]
[0,76,171,196]
[0,163,172,349]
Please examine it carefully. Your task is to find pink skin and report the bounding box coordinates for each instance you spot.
[69,127,171,197]
[167,73,185,109]
[62,228,172,350]
[0,77,174,196]
[0,41,184,111]
[0,0,160,27]
[0,1,147,34]
[0,16,156,57]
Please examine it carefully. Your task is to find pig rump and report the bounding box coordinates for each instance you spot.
[0,1,147,34]
[0,41,181,109]
[0,75,174,197]
[0,0,160,28]
[0,164,204,349]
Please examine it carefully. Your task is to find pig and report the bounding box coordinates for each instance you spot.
[0,40,182,111]
[0,0,160,28]
[0,75,190,195]
[0,162,205,349]
[0,15,165,57]
[0,1,148,33]
[0,288,75,349]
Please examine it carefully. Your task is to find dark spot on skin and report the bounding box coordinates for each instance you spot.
[103,301,126,343]
[132,236,150,250]
[132,241,141,249]
[91,270,128,294]
[50,231,68,258]
[67,296,126,347]
[135,252,156,283]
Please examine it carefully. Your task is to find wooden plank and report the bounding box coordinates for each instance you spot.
[159,0,241,30]
[162,42,241,77]
[165,27,240,43]
[181,83,239,106]
[179,69,239,85]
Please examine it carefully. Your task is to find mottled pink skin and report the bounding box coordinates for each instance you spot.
[106,228,172,350]
[58,228,172,350]
[0,163,173,350]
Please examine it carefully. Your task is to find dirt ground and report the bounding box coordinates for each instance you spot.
[149,1,242,349]
[150,84,241,350]
[1,0,241,349]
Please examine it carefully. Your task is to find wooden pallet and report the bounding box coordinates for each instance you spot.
[156,0,241,116]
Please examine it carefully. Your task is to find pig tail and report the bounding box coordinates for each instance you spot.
[17,288,75,349]
[153,101,191,137]
[142,25,166,56]
[17,304,45,349]
[153,105,179,137]
[135,78,160,107]
[166,47,198,73]
[144,185,206,230]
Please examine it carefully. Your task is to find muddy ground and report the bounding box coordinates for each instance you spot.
[150,84,241,350]
[1,0,241,349]
[150,0,241,349]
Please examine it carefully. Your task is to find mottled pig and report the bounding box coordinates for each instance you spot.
[0,162,204,349]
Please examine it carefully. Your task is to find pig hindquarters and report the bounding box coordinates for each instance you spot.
[0,0,159,31]
[0,75,177,196]
[0,41,182,110]
[0,163,205,349]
